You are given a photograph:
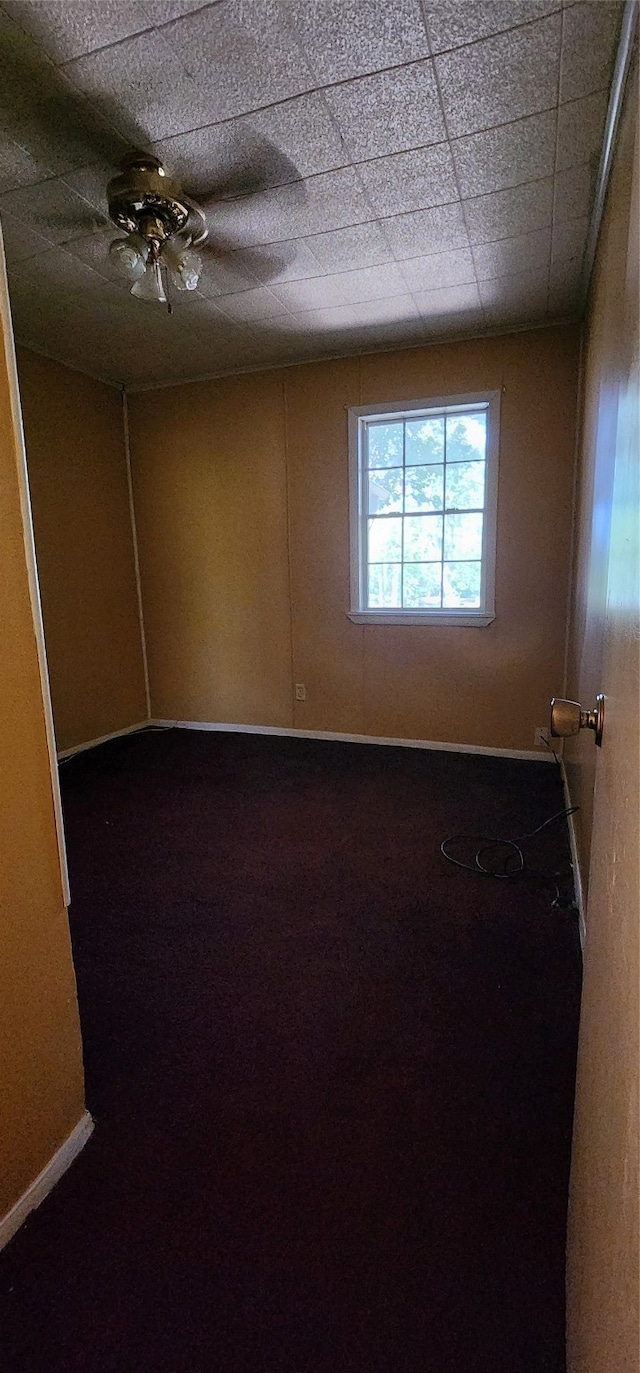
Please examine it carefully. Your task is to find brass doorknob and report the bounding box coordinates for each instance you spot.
[550,695,605,747]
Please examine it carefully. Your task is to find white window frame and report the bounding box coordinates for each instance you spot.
[348,391,500,627]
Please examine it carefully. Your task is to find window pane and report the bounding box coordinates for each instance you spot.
[446,412,486,462]
[443,561,482,608]
[367,422,403,468]
[403,562,442,608]
[404,465,444,512]
[444,511,483,560]
[368,516,402,561]
[405,417,444,465]
[404,514,443,561]
[445,461,485,511]
[368,563,401,608]
[367,468,402,514]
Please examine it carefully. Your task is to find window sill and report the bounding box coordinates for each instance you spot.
[347,611,495,627]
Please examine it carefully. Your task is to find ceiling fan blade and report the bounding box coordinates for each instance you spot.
[0,20,131,172]
[200,234,294,287]
[184,134,306,210]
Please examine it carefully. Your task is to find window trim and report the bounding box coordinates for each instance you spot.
[347,390,500,627]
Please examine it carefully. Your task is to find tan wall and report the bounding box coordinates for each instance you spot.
[17,349,147,753]
[128,370,292,727]
[565,58,639,1373]
[128,325,579,751]
[0,264,85,1221]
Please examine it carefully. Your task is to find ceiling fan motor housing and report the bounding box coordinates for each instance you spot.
[107,154,207,247]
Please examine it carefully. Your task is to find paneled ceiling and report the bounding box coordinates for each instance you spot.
[0,0,623,387]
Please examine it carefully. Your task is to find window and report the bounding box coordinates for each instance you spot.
[348,392,500,626]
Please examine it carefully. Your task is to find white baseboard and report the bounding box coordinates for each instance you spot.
[149,718,556,763]
[0,1111,94,1253]
[56,715,557,766]
[57,720,149,760]
[560,760,586,950]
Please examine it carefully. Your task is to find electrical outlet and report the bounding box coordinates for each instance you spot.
[534,727,550,747]
[295,683,306,702]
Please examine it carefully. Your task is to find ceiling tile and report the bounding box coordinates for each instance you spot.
[141,0,206,21]
[240,94,346,180]
[303,221,392,273]
[0,175,107,243]
[435,13,561,138]
[197,250,260,296]
[483,301,548,329]
[62,29,205,144]
[398,247,476,291]
[424,1,560,53]
[227,238,322,284]
[213,285,284,321]
[248,311,315,337]
[280,294,421,332]
[155,92,345,195]
[161,0,314,125]
[559,2,622,103]
[551,215,589,264]
[384,201,469,258]
[209,168,373,246]
[62,224,126,279]
[452,109,556,199]
[270,262,408,312]
[334,262,411,303]
[1,0,151,63]
[0,10,128,174]
[153,88,344,189]
[199,240,306,292]
[357,143,457,217]
[60,157,121,216]
[0,134,54,195]
[479,267,549,315]
[419,309,487,339]
[324,60,445,163]
[7,242,114,305]
[553,163,595,223]
[549,255,582,293]
[180,296,256,340]
[240,334,329,367]
[0,206,52,262]
[279,0,429,84]
[548,257,582,314]
[152,122,277,201]
[472,227,551,279]
[556,90,608,173]
[464,178,554,245]
[413,281,481,318]
[433,311,488,337]
[0,0,617,385]
[265,275,342,312]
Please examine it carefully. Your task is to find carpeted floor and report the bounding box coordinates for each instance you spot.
[0,729,581,1372]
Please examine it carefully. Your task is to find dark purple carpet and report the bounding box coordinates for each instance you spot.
[0,729,581,1372]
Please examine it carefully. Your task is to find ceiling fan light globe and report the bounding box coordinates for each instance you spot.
[173,262,201,292]
[181,251,202,291]
[130,260,167,304]
[108,235,147,280]
[162,239,201,291]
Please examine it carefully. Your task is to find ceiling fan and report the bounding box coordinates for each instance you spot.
[0,18,304,308]
[106,144,305,310]
[106,152,210,306]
